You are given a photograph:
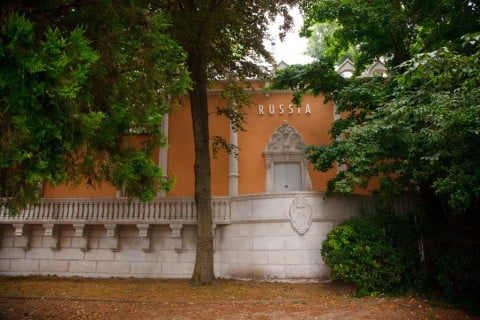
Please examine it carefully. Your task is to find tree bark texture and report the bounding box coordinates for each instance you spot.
[187,53,215,285]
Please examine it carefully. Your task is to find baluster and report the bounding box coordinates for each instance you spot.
[103,201,109,221]
[128,201,132,220]
[70,201,75,220]
[150,201,155,221]
[165,201,170,220]
[34,203,40,220]
[146,201,151,221]
[88,201,93,220]
[92,201,97,220]
[121,200,126,220]
[81,202,86,220]
[40,202,46,220]
[36,202,42,220]
[191,200,196,221]
[182,200,187,220]
[94,201,99,220]
[83,202,88,220]
[167,200,171,220]
[134,201,138,220]
[108,200,114,221]
[176,200,181,219]
[49,201,55,220]
[142,202,147,220]
[144,201,149,220]
[222,201,227,220]
[108,201,112,220]
[183,200,188,220]
[191,199,195,220]
[47,201,55,220]
[158,200,163,220]
[56,202,61,220]
[218,201,224,220]
[61,202,67,220]
[97,201,102,220]
[134,201,139,220]
[125,201,130,220]
[127,201,133,220]
[175,200,179,220]
[186,199,192,220]
[104,201,108,220]
[107,201,112,221]
[216,201,221,220]
[85,202,90,220]
[57,202,62,220]
[179,200,185,220]
[22,204,29,220]
[167,201,172,220]
[65,202,71,220]
[212,201,217,220]
[102,201,107,221]
[93,201,98,220]
[54,202,60,220]
[50,202,55,220]
[25,204,31,220]
[116,200,121,220]
[71,201,76,221]
[190,200,195,220]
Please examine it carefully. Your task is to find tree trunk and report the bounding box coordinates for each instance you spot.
[188,53,215,285]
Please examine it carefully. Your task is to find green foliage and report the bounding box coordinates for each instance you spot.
[275,34,480,215]
[321,213,422,296]
[274,1,480,306]
[435,244,480,313]
[111,149,172,202]
[301,0,480,68]
[0,14,98,210]
[305,22,356,63]
[0,2,190,212]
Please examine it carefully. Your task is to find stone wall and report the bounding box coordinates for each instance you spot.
[0,192,368,280]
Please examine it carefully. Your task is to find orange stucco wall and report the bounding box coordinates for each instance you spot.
[167,84,337,197]
[237,92,336,194]
[42,82,351,199]
[43,134,160,198]
[167,95,229,197]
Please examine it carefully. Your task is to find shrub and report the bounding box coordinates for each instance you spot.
[435,244,480,314]
[321,213,422,296]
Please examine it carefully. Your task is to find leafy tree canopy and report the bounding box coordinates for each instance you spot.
[273,34,480,216]
[273,0,480,217]
[0,1,190,211]
[301,0,480,70]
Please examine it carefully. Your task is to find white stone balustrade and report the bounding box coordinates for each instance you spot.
[0,198,231,253]
[0,193,419,280]
[0,198,231,224]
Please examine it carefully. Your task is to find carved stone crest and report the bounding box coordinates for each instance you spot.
[289,195,312,235]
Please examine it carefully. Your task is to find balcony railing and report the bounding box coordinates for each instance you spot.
[0,198,231,225]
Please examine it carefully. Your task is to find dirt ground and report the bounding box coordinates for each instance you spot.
[0,276,478,320]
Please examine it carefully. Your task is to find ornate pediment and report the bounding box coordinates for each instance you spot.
[264,121,306,152]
